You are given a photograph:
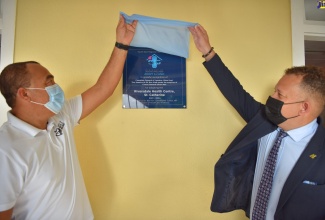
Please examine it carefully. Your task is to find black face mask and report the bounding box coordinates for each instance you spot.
[265,96,303,125]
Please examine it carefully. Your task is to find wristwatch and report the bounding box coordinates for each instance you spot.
[115,42,129,51]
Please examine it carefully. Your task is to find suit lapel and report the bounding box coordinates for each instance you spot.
[276,124,325,212]
[225,111,276,155]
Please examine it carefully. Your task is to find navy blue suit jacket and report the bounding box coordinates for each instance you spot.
[204,54,325,219]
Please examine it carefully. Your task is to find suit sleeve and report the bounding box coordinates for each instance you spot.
[203,54,263,123]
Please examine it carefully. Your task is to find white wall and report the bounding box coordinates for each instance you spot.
[0,0,16,124]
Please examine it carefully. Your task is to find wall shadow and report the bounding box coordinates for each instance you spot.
[66,81,122,217]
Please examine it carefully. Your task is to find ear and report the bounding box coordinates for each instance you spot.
[300,102,309,114]
[17,88,31,101]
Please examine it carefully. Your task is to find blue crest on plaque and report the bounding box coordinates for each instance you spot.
[147,54,162,68]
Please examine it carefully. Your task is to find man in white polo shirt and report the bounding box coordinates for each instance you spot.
[0,15,137,220]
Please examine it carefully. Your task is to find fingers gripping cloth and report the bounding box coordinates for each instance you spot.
[120,12,197,58]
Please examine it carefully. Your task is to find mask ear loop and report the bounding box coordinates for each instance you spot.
[283,100,305,105]
[30,100,46,106]
[26,87,46,90]
[25,87,48,106]
[283,101,305,119]
[285,114,300,119]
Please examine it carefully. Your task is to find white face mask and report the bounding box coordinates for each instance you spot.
[26,84,65,114]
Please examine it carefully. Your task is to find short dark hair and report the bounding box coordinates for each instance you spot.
[285,66,325,108]
[0,61,39,108]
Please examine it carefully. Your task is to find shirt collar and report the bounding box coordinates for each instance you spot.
[285,119,318,142]
[8,111,45,137]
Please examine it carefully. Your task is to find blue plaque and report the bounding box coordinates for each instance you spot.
[123,47,186,109]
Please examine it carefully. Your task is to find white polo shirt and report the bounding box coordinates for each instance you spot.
[0,95,94,220]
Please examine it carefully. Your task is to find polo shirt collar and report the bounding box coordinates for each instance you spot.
[8,111,45,137]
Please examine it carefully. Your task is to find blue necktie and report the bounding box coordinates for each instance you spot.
[252,129,288,220]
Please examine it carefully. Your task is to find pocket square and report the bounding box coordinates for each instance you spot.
[303,180,318,185]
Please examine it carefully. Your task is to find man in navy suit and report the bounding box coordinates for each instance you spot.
[189,25,325,220]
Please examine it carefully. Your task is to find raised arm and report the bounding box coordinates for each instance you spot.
[188,24,215,61]
[0,208,13,220]
[189,24,262,122]
[80,15,138,120]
